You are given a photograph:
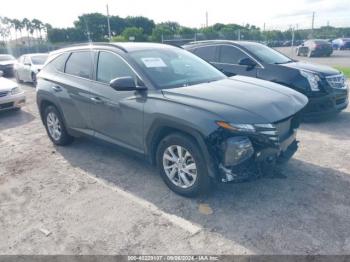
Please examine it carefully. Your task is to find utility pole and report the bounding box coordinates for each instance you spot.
[311,12,315,38]
[106,4,111,41]
[205,11,208,27]
[238,29,241,41]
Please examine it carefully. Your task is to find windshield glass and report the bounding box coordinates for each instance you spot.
[0,55,15,61]
[129,48,225,89]
[243,42,292,64]
[31,55,48,65]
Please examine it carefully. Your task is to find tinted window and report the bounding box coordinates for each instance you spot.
[219,46,249,64]
[43,53,70,73]
[65,51,93,79]
[97,52,135,83]
[194,46,216,62]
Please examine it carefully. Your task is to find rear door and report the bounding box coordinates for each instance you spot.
[56,51,95,133]
[192,45,218,65]
[214,45,257,77]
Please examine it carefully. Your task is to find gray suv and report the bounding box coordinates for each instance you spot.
[36,43,308,197]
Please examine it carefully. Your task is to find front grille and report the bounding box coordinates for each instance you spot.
[0,91,9,97]
[0,102,13,109]
[326,74,346,89]
[254,117,294,145]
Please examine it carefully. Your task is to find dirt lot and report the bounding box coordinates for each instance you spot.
[0,79,350,255]
[276,47,350,67]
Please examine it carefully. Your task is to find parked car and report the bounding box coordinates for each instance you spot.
[14,53,48,85]
[36,43,308,197]
[183,40,348,118]
[296,39,333,57]
[332,38,350,50]
[0,70,25,111]
[0,54,16,77]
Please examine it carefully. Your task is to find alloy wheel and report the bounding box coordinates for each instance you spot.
[162,145,197,188]
[46,112,62,141]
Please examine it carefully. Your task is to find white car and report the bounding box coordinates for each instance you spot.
[0,54,16,76]
[0,71,25,111]
[14,53,48,85]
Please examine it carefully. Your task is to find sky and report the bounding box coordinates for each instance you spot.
[1,0,349,30]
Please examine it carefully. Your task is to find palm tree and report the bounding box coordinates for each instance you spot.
[22,18,32,46]
[12,19,23,44]
[32,19,44,42]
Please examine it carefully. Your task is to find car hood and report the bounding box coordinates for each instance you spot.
[0,60,16,66]
[281,61,340,76]
[162,76,308,124]
[0,77,17,91]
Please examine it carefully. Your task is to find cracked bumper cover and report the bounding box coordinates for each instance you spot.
[218,131,298,183]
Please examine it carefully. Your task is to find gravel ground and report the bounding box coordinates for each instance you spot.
[0,80,350,255]
[275,47,350,67]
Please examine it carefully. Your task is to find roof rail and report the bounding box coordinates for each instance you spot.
[60,42,128,52]
[185,40,233,45]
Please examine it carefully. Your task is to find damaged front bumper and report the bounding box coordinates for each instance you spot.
[209,116,300,183]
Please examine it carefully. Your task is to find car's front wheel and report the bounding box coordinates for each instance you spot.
[156,133,211,197]
[44,105,73,146]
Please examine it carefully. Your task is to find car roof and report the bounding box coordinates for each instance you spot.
[20,53,48,57]
[50,42,179,55]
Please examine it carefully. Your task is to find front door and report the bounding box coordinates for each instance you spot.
[213,45,257,77]
[89,51,145,153]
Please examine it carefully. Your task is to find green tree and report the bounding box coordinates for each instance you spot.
[74,13,109,41]
[121,27,145,41]
[125,16,155,35]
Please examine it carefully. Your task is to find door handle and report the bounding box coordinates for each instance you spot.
[51,85,62,92]
[90,97,103,104]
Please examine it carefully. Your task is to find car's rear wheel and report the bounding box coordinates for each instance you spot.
[44,105,73,146]
[31,73,37,86]
[156,133,211,197]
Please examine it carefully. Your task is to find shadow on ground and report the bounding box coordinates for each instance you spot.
[57,135,350,254]
[0,109,35,131]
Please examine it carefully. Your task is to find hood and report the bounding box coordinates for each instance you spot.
[282,61,340,76]
[162,76,308,124]
[0,77,17,91]
[0,60,16,66]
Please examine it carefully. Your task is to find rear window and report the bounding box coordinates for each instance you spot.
[65,51,93,79]
[43,53,70,73]
[193,46,217,62]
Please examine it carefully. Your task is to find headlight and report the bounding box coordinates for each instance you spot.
[216,121,256,133]
[11,86,21,95]
[221,136,254,166]
[300,70,320,91]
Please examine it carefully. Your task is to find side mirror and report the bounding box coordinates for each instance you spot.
[238,57,257,68]
[110,76,146,91]
[0,70,3,77]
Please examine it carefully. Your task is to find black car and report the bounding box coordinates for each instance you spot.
[0,54,16,76]
[36,42,307,196]
[296,39,333,57]
[183,40,348,118]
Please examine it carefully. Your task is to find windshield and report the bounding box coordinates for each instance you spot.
[129,48,225,89]
[243,43,292,64]
[0,55,15,61]
[31,55,48,65]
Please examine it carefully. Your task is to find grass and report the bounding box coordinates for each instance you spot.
[334,66,350,78]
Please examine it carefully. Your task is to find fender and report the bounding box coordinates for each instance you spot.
[145,118,218,179]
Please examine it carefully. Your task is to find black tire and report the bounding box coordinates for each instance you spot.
[156,133,211,197]
[15,71,23,83]
[31,72,37,87]
[43,105,73,146]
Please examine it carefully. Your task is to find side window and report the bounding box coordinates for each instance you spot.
[43,53,70,73]
[23,56,31,65]
[97,51,135,83]
[193,46,217,62]
[219,45,249,64]
[65,51,93,79]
